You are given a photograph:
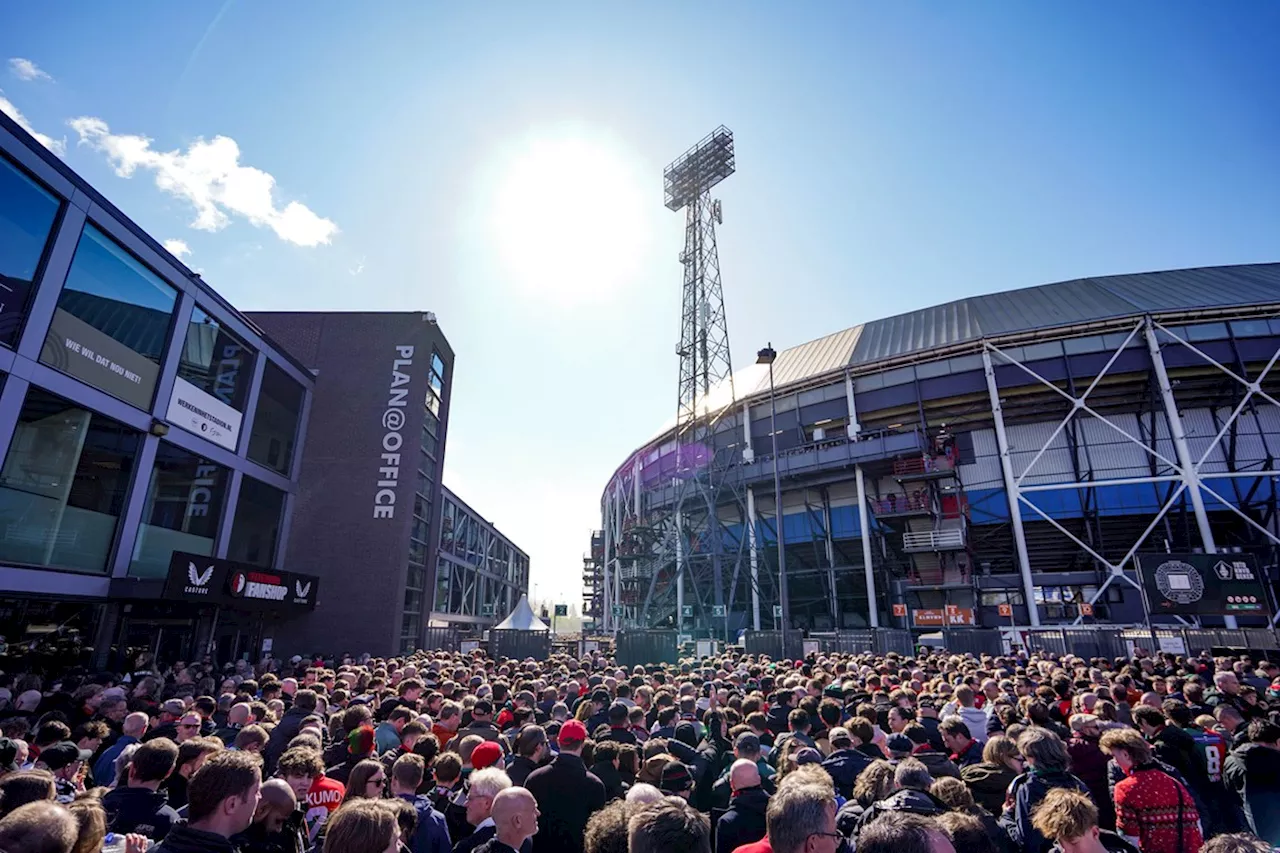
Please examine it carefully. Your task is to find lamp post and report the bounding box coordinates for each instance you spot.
[757,344,790,633]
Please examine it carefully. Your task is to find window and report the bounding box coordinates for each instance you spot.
[247,362,304,476]
[0,156,60,346]
[178,306,254,411]
[40,225,177,409]
[0,387,140,573]
[226,476,285,568]
[129,444,229,578]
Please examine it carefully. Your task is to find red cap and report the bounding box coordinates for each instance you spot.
[471,741,503,769]
[559,720,588,745]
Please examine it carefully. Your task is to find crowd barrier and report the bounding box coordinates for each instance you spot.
[808,629,915,657]
[743,629,804,661]
[615,630,680,668]
[487,628,552,661]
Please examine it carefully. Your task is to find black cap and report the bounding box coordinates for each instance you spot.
[40,741,91,772]
[659,760,693,793]
[0,738,17,773]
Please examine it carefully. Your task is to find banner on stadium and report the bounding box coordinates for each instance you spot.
[163,551,319,611]
[1134,553,1269,617]
[913,607,976,627]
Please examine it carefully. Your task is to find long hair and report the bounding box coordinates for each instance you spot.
[342,759,386,804]
[324,799,397,853]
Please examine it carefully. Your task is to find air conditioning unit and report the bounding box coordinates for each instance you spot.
[812,427,826,441]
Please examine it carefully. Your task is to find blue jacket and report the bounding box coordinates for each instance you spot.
[821,748,873,800]
[396,793,451,853]
[1002,770,1088,853]
[94,734,139,787]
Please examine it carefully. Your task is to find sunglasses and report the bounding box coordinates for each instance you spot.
[178,723,200,729]
[369,777,386,785]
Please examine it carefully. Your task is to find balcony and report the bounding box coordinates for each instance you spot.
[903,528,966,552]
[871,492,930,518]
[893,454,958,482]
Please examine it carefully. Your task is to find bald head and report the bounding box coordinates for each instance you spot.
[228,703,253,726]
[254,779,297,833]
[729,758,761,792]
[491,787,539,847]
[123,712,149,738]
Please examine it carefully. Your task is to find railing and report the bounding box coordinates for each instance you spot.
[903,528,966,551]
[873,492,930,515]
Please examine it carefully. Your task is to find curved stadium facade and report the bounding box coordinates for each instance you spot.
[587,263,1280,636]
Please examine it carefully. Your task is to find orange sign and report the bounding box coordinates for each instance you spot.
[1079,602,1094,617]
[892,603,908,617]
[912,608,945,627]
[945,605,976,626]
[998,603,1013,618]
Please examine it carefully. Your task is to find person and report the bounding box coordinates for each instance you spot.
[376,707,416,756]
[233,778,306,853]
[475,787,540,853]
[939,719,983,769]
[583,800,630,853]
[857,812,957,853]
[716,759,769,853]
[102,739,181,840]
[265,689,319,773]
[589,740,628,801]
[1198,834,1273,853]
[836,760,894,836]
[507,727,547,786]
[1065,715,1112,829]
[855,758,947,838]
[753,776,843,853]
[217,703,256,747]
[902,724,960,780]
[1098,727,1202,853]
[341,759,387,804]
[389,753,451,853]
[1003,728,1089,853]
[329,726,378,786]
[944,686,990,745]
[1222,718,1280,846]
[1028,788,1137,853]
[39,741,91,803]
[629,796,710,853]
[277,745,344,844]
[455,767,515,853]
[94,712,148,787]
[819,727,871,801]
[164,737,224,811]
[323,799,401,853]
[152,751,262,853]
[524,720,606,853]
[928,777,1010,853]
[0,800,78,853]
[935,810,997,853]
[960,735,1021,817]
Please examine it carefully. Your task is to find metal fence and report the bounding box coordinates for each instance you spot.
[615,630,679,668]
[1023,627,1279,659]
[487,629,552,661]
[743,630,804,661]
[809,629,914,656]
[419,627,461,653]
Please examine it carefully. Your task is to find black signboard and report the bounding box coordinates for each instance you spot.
[163,551,318,611]
[1135,553,1269,617]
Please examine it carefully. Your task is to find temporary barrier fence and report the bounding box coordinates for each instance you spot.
[743,630,804,661]
[615,630,679,668]
[486,629,552,661]
[808,630,914,657]
[419,627,461,653]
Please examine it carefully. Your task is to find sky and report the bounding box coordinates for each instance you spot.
[2,3,1279,604]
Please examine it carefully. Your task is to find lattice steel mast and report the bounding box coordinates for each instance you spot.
[631,127,751,638]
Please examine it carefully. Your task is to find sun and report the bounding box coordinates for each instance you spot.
[489,127,651,304]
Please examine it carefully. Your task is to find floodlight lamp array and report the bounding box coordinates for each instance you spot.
[663,125,735,211]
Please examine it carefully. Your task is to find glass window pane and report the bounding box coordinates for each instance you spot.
[0,387,139,573]
[178,306,254,412]
[129,444,229,578]
[40,225,177,410]
[247,362,303,476]
[226,476,284,568]
[429,372,442,395]
[0,156,60,346]
[431,353,445,377]
[1232,320,1270,338]
[426,389,440,417]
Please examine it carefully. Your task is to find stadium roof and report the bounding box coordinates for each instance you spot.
[750,262,1280,393]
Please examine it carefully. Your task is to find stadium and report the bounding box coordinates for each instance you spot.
[586,263,1280,643]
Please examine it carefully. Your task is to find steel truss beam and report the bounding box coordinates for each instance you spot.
[985,317,1280,627]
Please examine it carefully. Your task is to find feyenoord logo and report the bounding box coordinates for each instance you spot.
[230,571,288,602]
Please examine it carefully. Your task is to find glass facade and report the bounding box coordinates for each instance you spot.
[0,155,60,345]
[226,476,285,568]
[178,306,254,412]
[0,387,140,573]
[247,361,303,475]
[129,444,229,578]
[434,488,530,622]
[401,350,448,651]
[40,225,177,410]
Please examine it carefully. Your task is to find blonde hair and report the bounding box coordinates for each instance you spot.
[1030,788,1097,842]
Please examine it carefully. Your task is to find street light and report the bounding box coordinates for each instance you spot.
[757,344,790,634]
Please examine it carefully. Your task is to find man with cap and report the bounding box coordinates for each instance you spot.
[471,741,506,772]
[143,698,188,743]
[659,758,694,801]
[39,740,91,802]
[711,732,776,809]
[821,726,873,800]
[523,719,605,853]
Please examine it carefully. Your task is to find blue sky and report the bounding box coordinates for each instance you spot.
[3,3,1279,604]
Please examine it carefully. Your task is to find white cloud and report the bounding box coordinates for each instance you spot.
[69,116,339,247]
[163,238,192,260]
[349,256,365,276]
[8,58,51,82]
[0,91,64,154]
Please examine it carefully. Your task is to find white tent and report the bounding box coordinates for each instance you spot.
[494,595,551,632]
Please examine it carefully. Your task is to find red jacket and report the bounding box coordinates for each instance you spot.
[1114,764,1202,853]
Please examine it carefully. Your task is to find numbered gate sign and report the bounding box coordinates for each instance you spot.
[773,605,783,618]
[892,603,908,617]
[998,603,1013,617]
[681,605,694,618]
[554,604,568,617]
[612,605,623,616]
[711,604,727,617]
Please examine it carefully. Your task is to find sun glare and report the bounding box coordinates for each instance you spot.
[489,127,650,303]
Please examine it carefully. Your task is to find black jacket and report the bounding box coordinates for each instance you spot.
[590,760,628,801]
[1149,725,1213,800]
[232,808,306,853]
[1224,741,1280,845]
[961,762,1017,816]
[524,753,606,853]
[855,789,948,839]
[821,748,873,800]
[716,787,769,853]
[326,753,373,786]
[150,823,240,853]
[265,705,312,773]
[507,755,540,786]
[102,785,181,840]
[952,739,984,768]
[765,705,791,736]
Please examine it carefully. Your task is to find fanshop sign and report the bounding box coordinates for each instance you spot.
[163,551,318,611]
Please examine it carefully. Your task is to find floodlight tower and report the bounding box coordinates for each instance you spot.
[637,126,749,638]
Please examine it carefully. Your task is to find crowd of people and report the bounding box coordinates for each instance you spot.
[0,644,1275,853]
